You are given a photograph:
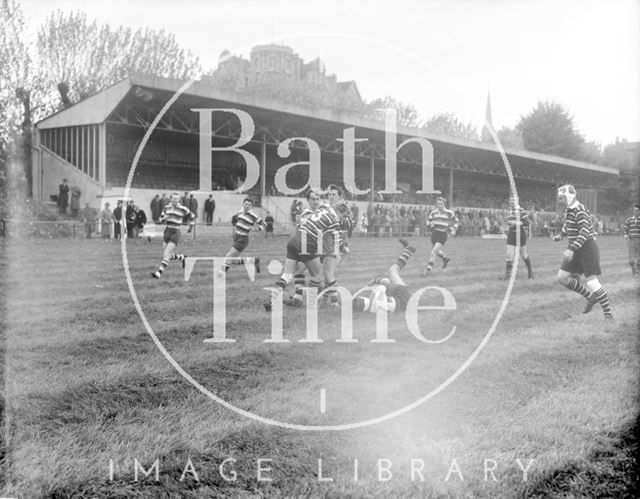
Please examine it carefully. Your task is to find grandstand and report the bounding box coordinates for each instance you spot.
[32,73,619,225]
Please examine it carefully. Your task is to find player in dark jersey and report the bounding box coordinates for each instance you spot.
[623,204,640,276]
[423,197,458,277]
[554,185,613,319]
[500,197,534,280]
[151,192,194,279]
[221,198,265,275]
[352,239,416,314]
[264,201,351,311]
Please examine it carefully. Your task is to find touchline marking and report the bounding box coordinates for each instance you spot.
[320,388,326,414]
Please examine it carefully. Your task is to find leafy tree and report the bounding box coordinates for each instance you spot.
[496,126,524,149]
[579,140,603,165]
[423,112,479,141]
[599,139,639,213]
[517,101,585,159]
[37,10,202,106]
[364,96,421,127]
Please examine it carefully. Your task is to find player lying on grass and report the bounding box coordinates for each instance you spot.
[554,184,613,320]
[151,192,194,279]
[264,200,351,311]
[352,239,416,314]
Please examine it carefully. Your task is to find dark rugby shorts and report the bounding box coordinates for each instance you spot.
[163,226,181,245]
[507,228,528,247]
[561,238,601,277]
[430,230,448,246]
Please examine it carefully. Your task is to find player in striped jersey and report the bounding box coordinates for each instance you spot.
[221,198,265,274]
[623,204,640,276]
[264,201,351,311]
[423,197,458,277]
[322,184,352,306]
[151,192,194,279]
[554,185,612,319]
[288,188,323,306]
[500,197,534,280]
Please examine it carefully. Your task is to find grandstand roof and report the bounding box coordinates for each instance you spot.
[36,73,618,180]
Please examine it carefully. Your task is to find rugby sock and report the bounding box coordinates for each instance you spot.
[324,279,338,305]
[565,278,592,299]
[425,260,434,274]
[504,261,513,278]
[275,274,293,290]
[593,287,612,317]
[396,245,416,270]
[293,273,306,301]
[170,254,185,262]
[154,260,168,277]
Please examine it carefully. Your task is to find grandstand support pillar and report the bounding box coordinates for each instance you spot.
[370,153,375,204]
[448,167,454,206]
[261,132,267,199]
[98,123,107,189]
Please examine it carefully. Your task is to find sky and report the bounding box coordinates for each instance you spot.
[20,0,640,146]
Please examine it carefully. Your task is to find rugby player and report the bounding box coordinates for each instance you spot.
[151,192,194,279]
[423,197,458,277]
[623,204,640,276]
[221,198,265,275]
[500,196,534,280]
[554,184,613,319]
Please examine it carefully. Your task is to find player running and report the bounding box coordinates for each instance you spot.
[151,192,194,279]
[554,184,613,319]
[321,184,352,305]
[221,198,265,275]
[264,201,351,311]
[623,203,640,276]
[352,239,416,314]
[500,197,534,280]
[423,197,458,277]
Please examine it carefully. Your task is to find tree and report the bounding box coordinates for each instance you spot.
[496,126,524,149]
[517,101,585,159]
[37,11,202,107]
[364,96,422,127]
[599,139,639,213]
[422,112,479,141]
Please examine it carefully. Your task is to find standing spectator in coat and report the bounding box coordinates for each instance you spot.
[160,193,170,211]
[57,179,70,214]
[204,194,216,225]
[113,200,123,239]
[188,193,199,221]
[181,191,190,208]
[134,205,147,239]
[82,203,97,239]
[69,186,81,218]
[99,202,113,239]
[126,201,136,238]
[264,211,274,237]
[150,194,161,222]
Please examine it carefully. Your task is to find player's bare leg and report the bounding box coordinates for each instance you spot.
[500,245,516,280]
[219,246,260,276]
[266,257,322,311]
[322,253,339,306]
[288,261,307,306]
[422,241,443,277]
[520,246,533,279]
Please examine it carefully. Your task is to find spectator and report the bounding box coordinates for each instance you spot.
[113,200,123,239]
[181,191,189,208]
[204,194,216,225]
[69,185,81,218]
[99,202,113,239]
[188,193,199,220]
[264,211,274,237]
[126,201,136,238]
[57,179,69,215]
[82,203,96,239]
[134,205,147,239]
[160,193,170,211]
[150,194,161,223]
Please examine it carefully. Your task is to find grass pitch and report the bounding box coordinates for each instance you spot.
[2,233,638,498]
